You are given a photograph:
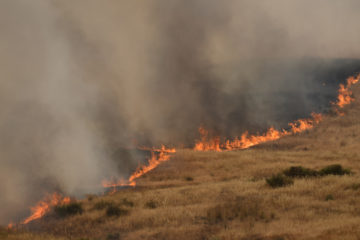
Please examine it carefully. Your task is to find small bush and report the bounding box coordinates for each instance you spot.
[106,233,120,240]
[121,198,134,207]
[325,194,334,201]
[94,200,114,210]
[106,205,128,217]
[145,200,157,209]
[283,166,318,178]
[266,174,294,188]
[349,183,360,190]
[86,194,97,202]
[54,202,83,217]
[319,164,351,176]
[185,176,194,181]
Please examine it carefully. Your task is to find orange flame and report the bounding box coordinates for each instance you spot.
[102,145,176,192]
[194,74,359,152]
[335,74,359,108]
[195,113,322,152]
[193,127,221,151]
[22,193,70,224]
[7,222,14,230]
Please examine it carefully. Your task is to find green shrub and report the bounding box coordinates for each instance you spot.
[349,183,360,190]
[319,164,351,176]
[106,233,120,240]
[54,202,83,217]
[121,198,134,207]
[325,194,334,201]
[185,176,194,181]
[86,194,97,202]
[94,200,114,210]
[266,174,294,188]
[145,200,157,209]
[283,166,318,178]
[106,205,128,217]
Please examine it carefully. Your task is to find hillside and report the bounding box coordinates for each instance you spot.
[2,81,360,240]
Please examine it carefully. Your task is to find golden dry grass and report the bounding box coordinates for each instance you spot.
[4,84,360,240]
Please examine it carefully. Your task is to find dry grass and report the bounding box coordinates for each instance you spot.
[4,85,360,239]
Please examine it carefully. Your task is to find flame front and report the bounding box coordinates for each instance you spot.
[7,222,14,230]
[194,127,221,152]
[194,73,359,152]
[335,74,359,108]
[102,145,176,192]
[16,74,360,227]
[22,193,70,224]
[194,113,322,152]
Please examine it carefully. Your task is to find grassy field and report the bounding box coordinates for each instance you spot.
[3,84,360,240]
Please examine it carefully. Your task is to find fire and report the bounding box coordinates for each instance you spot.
[194,73,359,152]
[195,113,322,152]
[22,193,70,224]
[7,222,14,230]
[335,74,359,108]
[194,127,221,152]
[102,145,176,192]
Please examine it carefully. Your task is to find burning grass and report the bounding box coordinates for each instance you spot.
[194,74,360,152]
[5,74,360,239]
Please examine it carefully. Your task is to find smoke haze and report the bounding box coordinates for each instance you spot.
[1,0,360,223]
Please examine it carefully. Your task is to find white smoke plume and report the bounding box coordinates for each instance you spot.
[1,0,360,223]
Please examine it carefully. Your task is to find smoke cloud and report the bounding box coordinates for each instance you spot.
[1,0,360,223]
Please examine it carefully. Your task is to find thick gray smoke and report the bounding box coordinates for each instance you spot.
[1,0,360,223]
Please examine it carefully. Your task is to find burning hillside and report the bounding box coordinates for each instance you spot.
[3,2,360,238]
[9,73,358,228]
[194,74,359,152]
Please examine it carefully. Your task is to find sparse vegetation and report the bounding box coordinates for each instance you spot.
[206,196,266,224]
[86,194,97,202]
[347,183,360,190]
[266,174,294,188]
[144,200,157,209]
[121,198,134,207]
[93,200,114,210]
[185,176,194,181]
[283,166,318,178]
[325,194,334,201]
[319,164,351,176]
[106,233,120,240]
[54,202,83,217]
[106,205,128,217]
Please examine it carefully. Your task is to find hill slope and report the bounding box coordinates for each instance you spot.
[3,82,360,240]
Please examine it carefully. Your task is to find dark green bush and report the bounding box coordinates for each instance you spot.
[349,183,360,190]
[106,233,120,240]
[145,200,157,209]
[325,194,334,201]
[106,205,128,217]
[283,166,318,178]
[266,174,294,188]
[319,164,351,176]
[121,198,134,207]
[185,176,194,181]
[54,202,83,217]
[94,200,114,210]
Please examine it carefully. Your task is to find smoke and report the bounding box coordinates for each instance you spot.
[0,0,117,223]
[1,0,360,223]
